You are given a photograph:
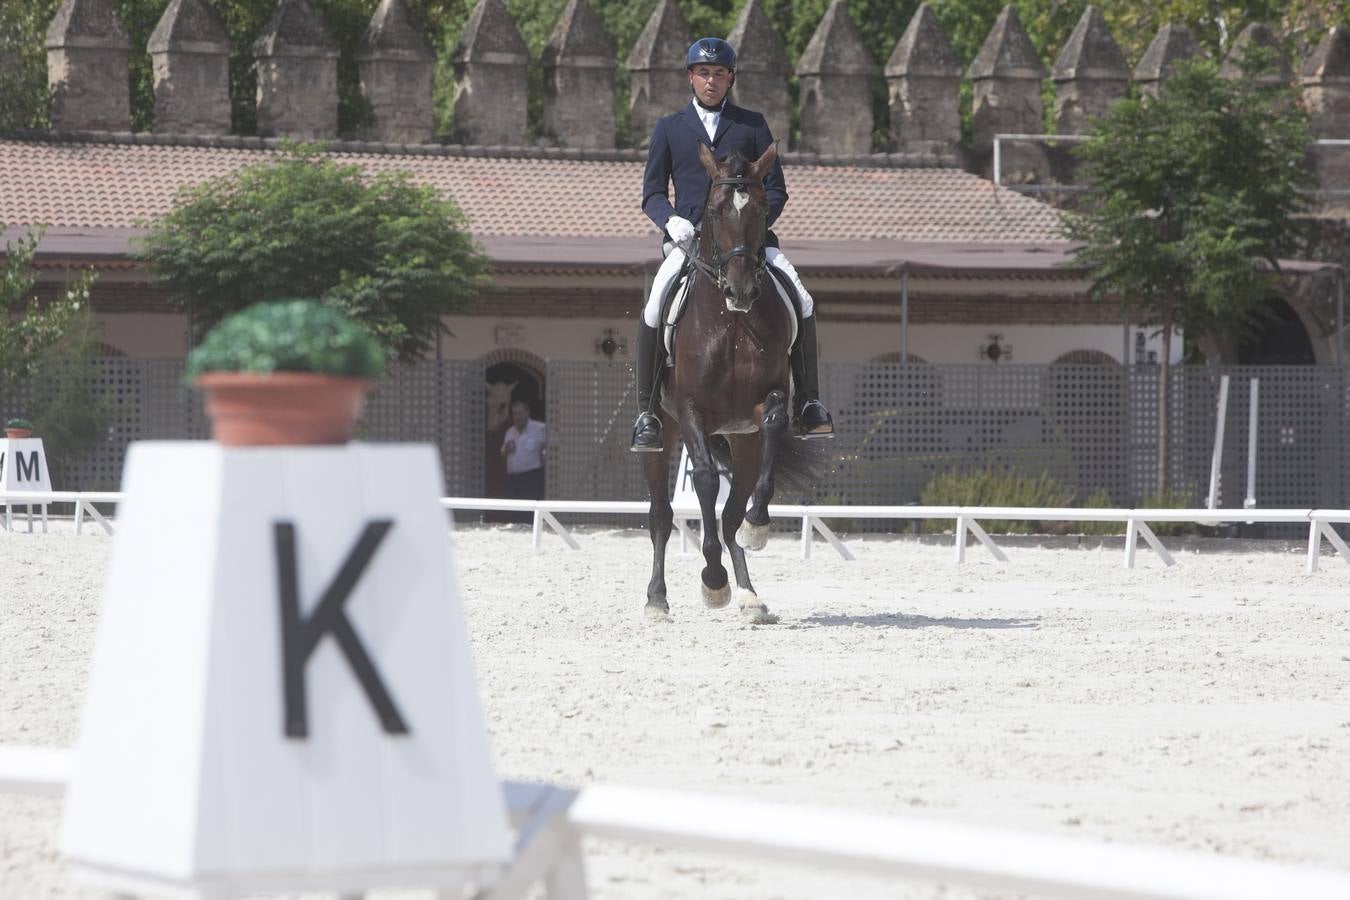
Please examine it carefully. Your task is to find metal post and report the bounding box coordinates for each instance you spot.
[993,137,1002,187]
[1207,375,1230,510]
[1244,379,1258,510]
[900,268,909,363]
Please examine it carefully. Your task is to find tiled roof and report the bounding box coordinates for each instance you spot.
[0,135,1067,245]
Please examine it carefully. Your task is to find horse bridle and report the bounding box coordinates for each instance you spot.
[686,175,768,297]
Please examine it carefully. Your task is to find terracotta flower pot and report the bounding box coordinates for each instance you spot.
[5,428,32,439]
[196,372,374,447]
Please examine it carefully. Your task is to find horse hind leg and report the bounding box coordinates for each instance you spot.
[641,422,676,622]
[740,388,789,555]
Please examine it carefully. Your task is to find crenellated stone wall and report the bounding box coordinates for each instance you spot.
[25,0,1350,205]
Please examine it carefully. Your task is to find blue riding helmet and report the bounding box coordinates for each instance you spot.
[686,37,736,70]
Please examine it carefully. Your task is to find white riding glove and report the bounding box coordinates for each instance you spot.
[665,215,696,244]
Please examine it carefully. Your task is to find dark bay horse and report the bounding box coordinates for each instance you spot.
[641,143,827,624]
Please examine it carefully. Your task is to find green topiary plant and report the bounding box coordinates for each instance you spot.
[185,299,385,380]
[5,417,32,430]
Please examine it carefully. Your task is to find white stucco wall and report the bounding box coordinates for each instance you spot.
[445,316,1185,367]
[819,322,1184,365]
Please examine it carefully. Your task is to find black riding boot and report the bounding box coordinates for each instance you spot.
[630,322,666,452]
[791,315,834,439]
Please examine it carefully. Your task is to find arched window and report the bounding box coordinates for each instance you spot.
[1051,349,1119,366]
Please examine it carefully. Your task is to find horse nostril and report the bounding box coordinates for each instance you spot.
[748,285,760,302]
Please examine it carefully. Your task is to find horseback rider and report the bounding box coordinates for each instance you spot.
[630,36,835,452]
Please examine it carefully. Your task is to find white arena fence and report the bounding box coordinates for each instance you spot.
[7,489,1350,572]
[4,745,1350,899]
[6,361,1350,535]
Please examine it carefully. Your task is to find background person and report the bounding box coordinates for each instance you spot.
[501,400,546,520]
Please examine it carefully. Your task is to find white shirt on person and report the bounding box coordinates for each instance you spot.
[693,99,723,142]
[502,419,546,474]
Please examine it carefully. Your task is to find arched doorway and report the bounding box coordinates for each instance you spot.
[483,351,546,521]
[1238,297,1316,365]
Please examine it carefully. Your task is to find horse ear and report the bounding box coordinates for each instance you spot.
[750,142,778,181]
[698,142,719,178]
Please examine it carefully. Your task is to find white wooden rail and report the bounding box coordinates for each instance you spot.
[8,490,1350,572]
[5,745,1350,900]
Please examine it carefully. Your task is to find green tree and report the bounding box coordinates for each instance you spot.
[1,226,96,397]
[1,224,105,483]
[7,1,1347,141]
[137,145,490,362]
[1064,56,1312,495]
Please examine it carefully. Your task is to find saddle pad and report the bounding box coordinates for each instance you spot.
[663,273,798,360]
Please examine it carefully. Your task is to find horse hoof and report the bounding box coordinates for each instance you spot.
[702,583,731,609]
[736,591,778,624]
[645,602,672,623]
[736,520,769,551]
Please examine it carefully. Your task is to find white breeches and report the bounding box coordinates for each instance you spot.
[641,245,815,328]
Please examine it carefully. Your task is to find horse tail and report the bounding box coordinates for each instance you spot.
[708,435,831,499]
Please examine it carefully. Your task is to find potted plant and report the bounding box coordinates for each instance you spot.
[5,418,33,439]
[186,300,386,447]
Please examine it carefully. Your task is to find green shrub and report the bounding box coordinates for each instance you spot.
[918,468,1075,534]
[1136,483,1202,536]
[5,417,32,430]
[29,307,110,488]
[185,300,386,380]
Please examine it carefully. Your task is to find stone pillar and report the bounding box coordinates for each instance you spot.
[147,0,231,135]
[1052,6,1128,135]
[795,0,876,156]
[1302,27,1350,216]
[254,0,338,139]
[967,5,1046,182]
[626,0,691,147]
[1133,23,1201,98]
[450,0,529,146]
[356,0,435,143]
[45,0,131,132]
[884,4,961,155]
[541,0,616,149]
[727,0,791,148]
[1220,22,1292,86]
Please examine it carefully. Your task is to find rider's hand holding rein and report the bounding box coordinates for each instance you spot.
[665,215,696,245]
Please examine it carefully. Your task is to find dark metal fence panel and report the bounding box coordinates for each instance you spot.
[1173,366,1348,511]
[1,360,485,495]
[7,361,1350,525]
[545,361,650,525]
[363,361,485,498]
[825,364,1133,508]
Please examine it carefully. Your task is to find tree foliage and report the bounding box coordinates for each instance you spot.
[1064,55,1313,492]
[5,0,1347,140]
[138,145,489,362]
[1,226,96,398]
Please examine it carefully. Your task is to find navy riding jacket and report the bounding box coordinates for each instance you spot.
[641,101,787,248]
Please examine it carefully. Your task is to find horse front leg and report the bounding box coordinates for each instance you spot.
[724,435,778,625]
[738,388,788,552]
[681,410,730,609]
[642,409,677,622]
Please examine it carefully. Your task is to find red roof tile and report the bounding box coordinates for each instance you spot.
[0,136,1067,244]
